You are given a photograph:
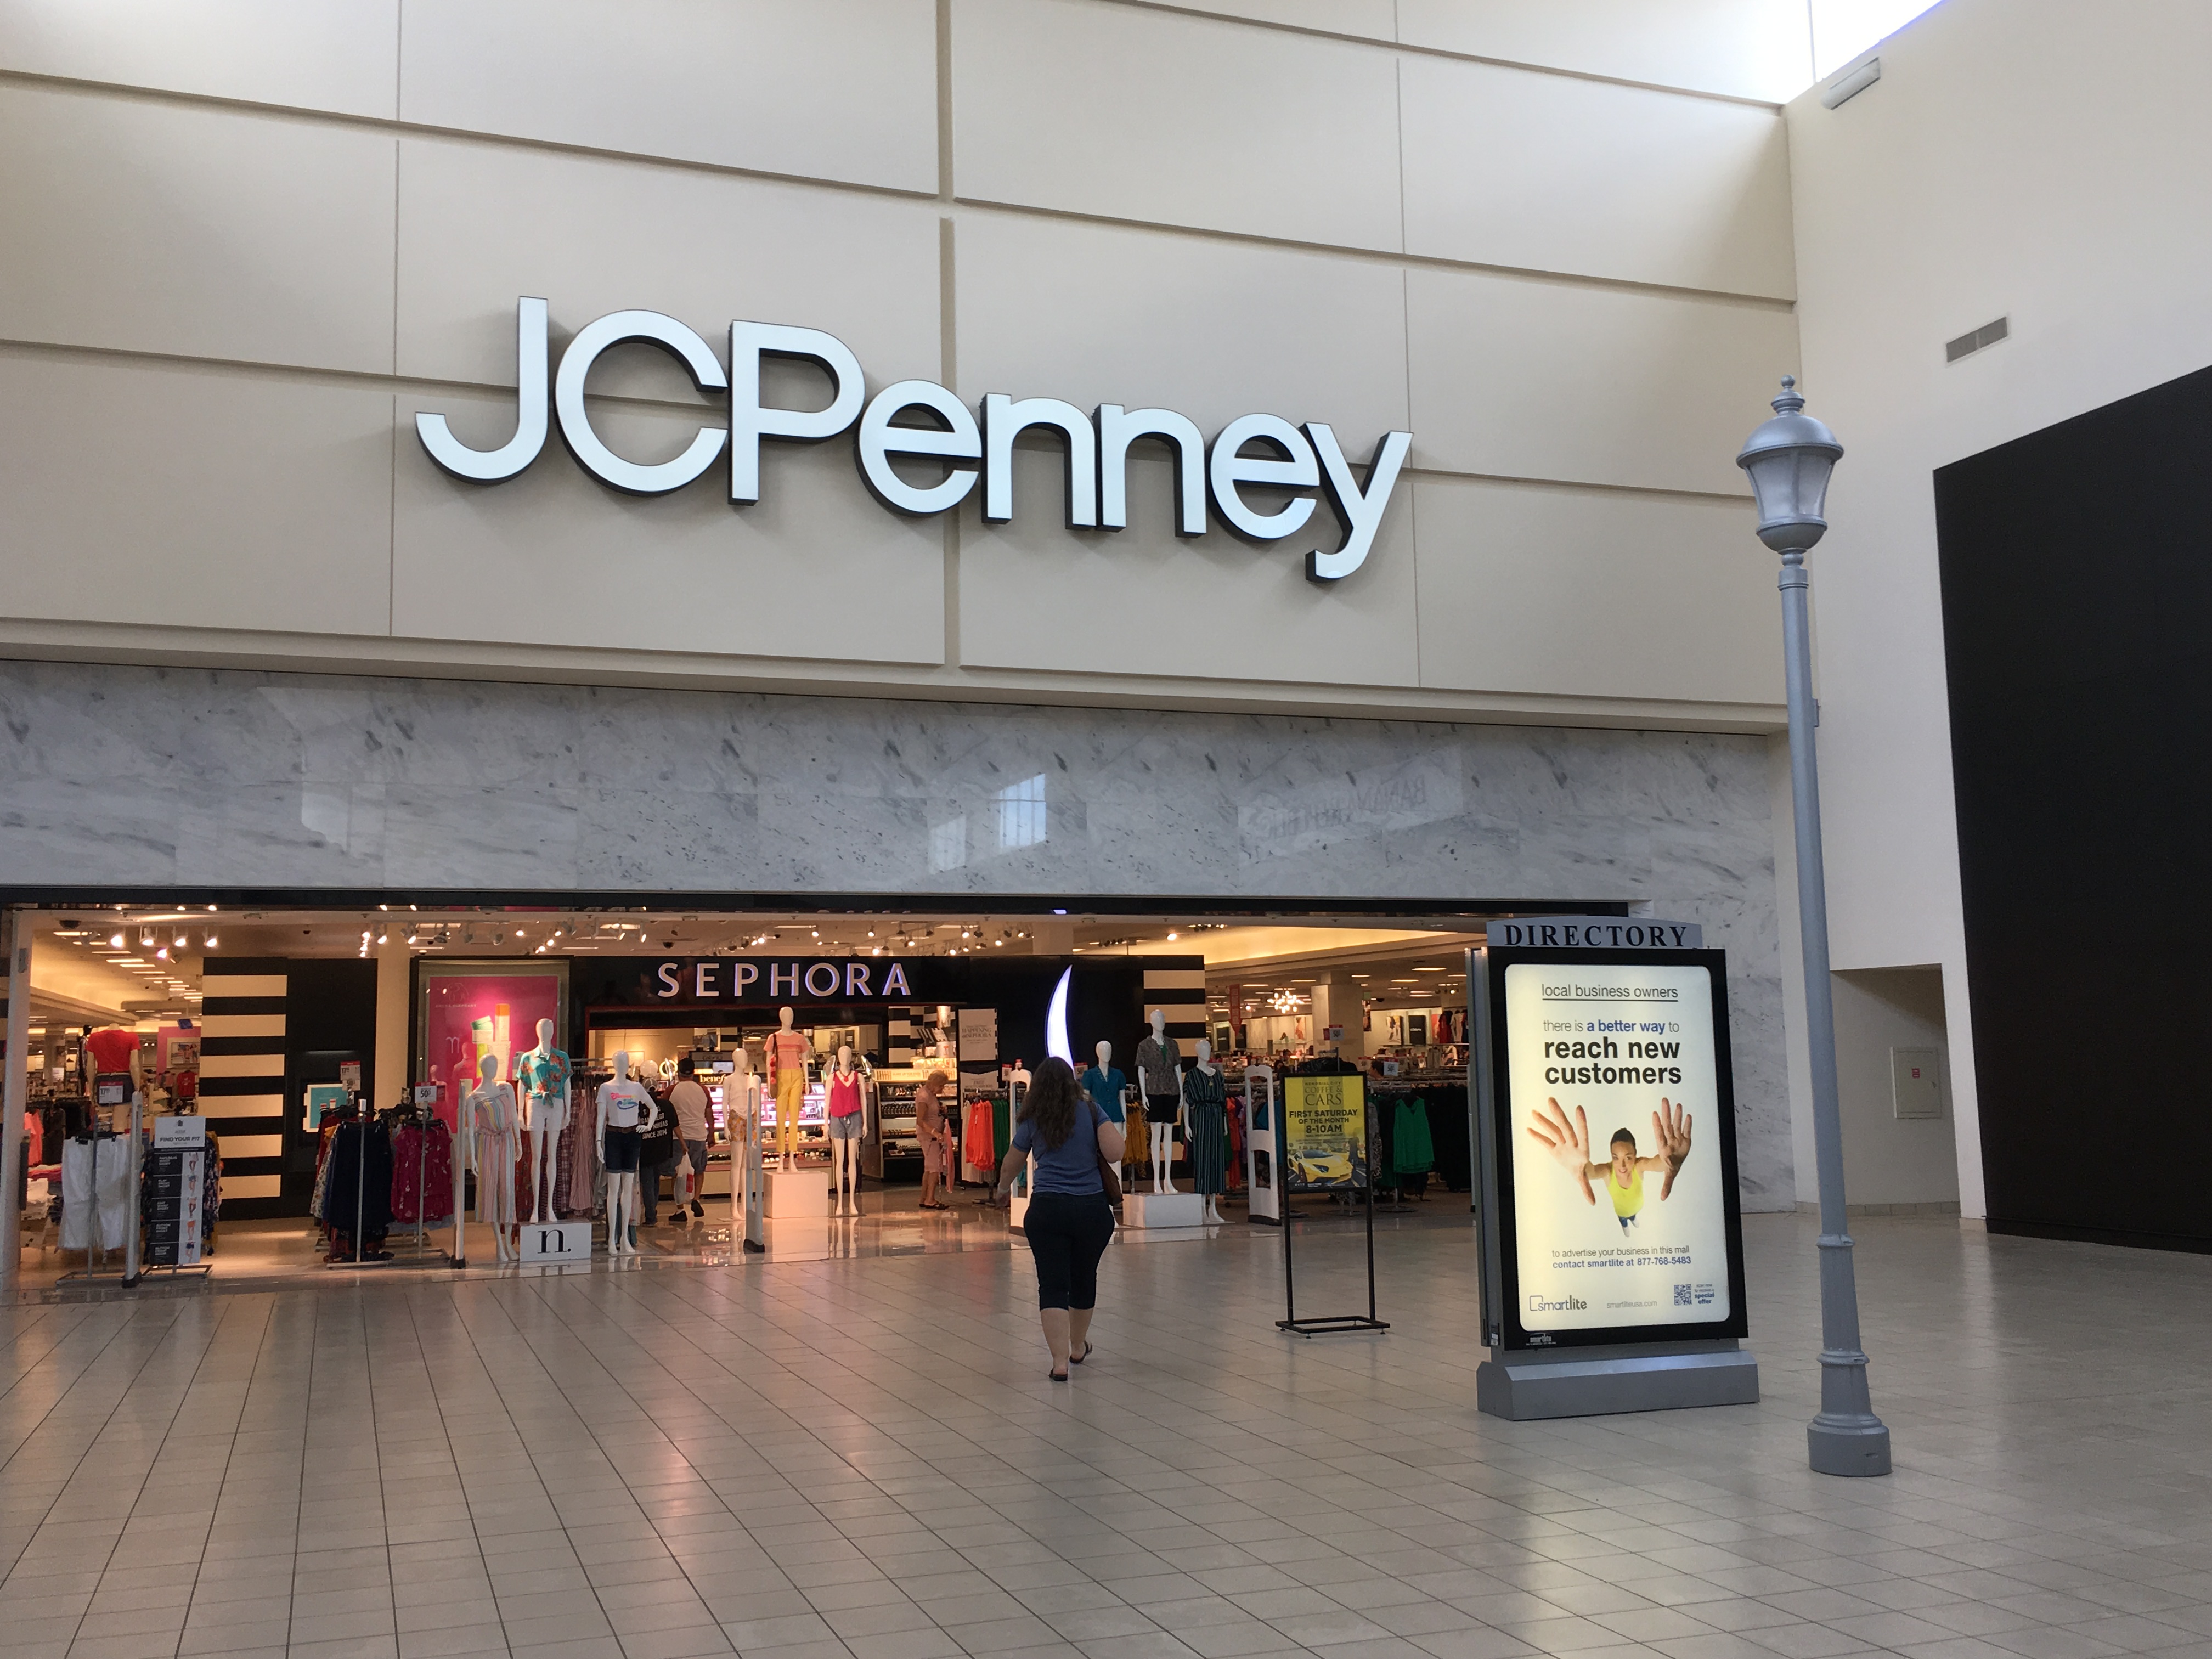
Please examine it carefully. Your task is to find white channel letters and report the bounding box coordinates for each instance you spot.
[417,298,1413,585]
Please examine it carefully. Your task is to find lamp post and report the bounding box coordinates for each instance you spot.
[1737,377,1892,1478]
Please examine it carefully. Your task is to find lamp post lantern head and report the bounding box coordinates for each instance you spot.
[1737,376,1843,554]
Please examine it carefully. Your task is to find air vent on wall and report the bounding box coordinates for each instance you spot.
[1946,317,2010,363]
[1821,55,1880,108]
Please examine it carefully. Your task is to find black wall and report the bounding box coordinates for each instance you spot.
[1935,361,2212,1250]
[280,959,377,1216]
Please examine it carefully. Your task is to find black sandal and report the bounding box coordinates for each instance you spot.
[1069,1341,1093,1365]
[1049,1367,1069,1381]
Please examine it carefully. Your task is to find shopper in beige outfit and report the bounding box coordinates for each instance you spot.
[916,1069,953,1209]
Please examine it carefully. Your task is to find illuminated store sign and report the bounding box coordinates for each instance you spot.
[416,298,1413,584]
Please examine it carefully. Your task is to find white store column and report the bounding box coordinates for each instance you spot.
[374,935,410,1111]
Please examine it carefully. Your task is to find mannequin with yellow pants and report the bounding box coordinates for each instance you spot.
[768,1007,812,1165]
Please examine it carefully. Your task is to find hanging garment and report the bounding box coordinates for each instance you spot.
[961,1097,995,1178]
[60,1135,131,1250]
[1227,1096,1246,1191]
[1183,1066,1229,1197]
[391,1120,455,1224]
[310,1119,342,1221]
[565,1086,598,1215]
[554,1108,580,1217]
[323,1119,395,1238]
[1393,1098,1436,1176]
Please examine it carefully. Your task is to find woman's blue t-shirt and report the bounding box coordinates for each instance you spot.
[1013,1101,1107,1195]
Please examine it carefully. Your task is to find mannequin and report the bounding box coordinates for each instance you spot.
[597,1049,654,1256]
[1081,1040,1127,1139]
[1184,1039,1229,1224]
[462,1052,519,1263]
[82,1027,144,1112]
[824,1043,866,1216]
[767,1007,811,1166]
[732,1047,766,1251]
[1133,1008,1182,1194]
[514,1019,572,1223]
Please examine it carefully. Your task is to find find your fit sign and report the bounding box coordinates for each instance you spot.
[416,298,1413,585]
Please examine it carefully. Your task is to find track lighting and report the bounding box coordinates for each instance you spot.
[108,932,123,948]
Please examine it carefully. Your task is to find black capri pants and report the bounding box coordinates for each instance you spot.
[1022,1192,1116,1310]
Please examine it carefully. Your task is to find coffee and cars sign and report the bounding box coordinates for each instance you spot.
[417,298,1413,585]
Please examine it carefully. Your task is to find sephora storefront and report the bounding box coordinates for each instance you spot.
[0,4,1812,1283]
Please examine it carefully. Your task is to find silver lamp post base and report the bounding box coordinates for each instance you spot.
[1810,1411,1893,1477]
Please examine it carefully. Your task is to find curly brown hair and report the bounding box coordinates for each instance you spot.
[1018,1056,1081,1150]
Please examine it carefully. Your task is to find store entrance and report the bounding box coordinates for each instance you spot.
[9,900,1522,1286]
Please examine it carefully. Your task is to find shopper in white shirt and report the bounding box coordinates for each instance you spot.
[668,1058,713,1223]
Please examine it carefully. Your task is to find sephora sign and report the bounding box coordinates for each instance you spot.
[417,298,1412,585]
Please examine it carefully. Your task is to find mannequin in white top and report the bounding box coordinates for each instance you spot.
[464,1052,519,1263]
[597,1049,654,1257]
[825,1043,867,1216]
[1135,1007,1182,1194]
[730,1047,766,1249]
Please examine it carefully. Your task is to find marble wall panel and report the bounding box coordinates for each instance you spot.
[0,660,1795,1204]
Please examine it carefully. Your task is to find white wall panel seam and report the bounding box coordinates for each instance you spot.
[0,341,1757,502]
[1081,0,1791,109]
[0,70,1796,312]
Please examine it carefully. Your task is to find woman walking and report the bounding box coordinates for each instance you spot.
[995,1056,1123,1380]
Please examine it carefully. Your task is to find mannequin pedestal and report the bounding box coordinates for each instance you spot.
[1121,1191,1206,1228]
[764,1165,831,1218]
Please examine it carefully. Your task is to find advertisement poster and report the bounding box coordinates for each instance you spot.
[1485,952,1746,1347]
[1282,1074,1367,1192]
[416,962,567,1131]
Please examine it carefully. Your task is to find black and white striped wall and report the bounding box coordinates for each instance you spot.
[198,956,287,1208]
[1142,965,1208,1043]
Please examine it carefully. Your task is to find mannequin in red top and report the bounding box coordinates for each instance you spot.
[823,1043,867,1216]
[83,1027,143,1105]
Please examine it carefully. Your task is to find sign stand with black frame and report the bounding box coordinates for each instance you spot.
[1277,1074,1389,1337]
[1471,939,1758,1419]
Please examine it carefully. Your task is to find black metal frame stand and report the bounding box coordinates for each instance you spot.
[1277,1096,1390,1338]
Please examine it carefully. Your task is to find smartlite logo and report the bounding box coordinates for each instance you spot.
[1528,1294,1587,1312]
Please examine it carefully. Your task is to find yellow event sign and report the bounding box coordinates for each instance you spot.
[1281,1074,1368,1192]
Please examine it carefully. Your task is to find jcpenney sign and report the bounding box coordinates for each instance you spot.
[417,298,1413,584]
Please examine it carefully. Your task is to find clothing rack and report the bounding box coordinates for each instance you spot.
[379,1097,454,1266]
[55,1093,143,1287]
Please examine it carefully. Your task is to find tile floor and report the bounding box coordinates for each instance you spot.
[3,1210,2210,1659]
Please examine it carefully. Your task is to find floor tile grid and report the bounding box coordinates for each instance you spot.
[13,1221,2212,1659]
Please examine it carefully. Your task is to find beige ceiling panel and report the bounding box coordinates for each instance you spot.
[953,211,1407,445]
[400,0,938,193]
[1412,475,1780,705]
[1406,265,1795,494]
[0,0,399,116]
[1397,0,1814,102]
[393,391,944,667]
[0,353,394,636]
[0,84,396,373]
[1400,52,1796,298]
[951,0,1402,251]
[958,447,1418,687]
[397,137,944,397]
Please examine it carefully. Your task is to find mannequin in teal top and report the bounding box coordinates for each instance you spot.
[1082,1041,1127,1125]
[515,1019,572,1224]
